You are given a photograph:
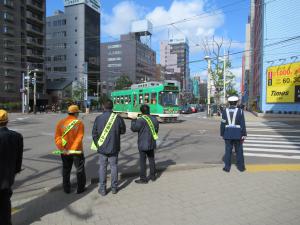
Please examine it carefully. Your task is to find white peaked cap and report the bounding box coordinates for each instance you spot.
[228,96,239,102]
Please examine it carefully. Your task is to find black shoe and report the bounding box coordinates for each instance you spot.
[223,168,230,173]
[64,188,71,194]
[150,176,157,182]
[238,167,246,172]
[77,188,86,194]
[98,189,106,196]
[111,188,118,194]
[135,179,148,184]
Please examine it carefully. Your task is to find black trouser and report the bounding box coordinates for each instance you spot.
[61,154,86,192]
[0,188,13,225]
[139,150,156,180]
[224,140,245,171]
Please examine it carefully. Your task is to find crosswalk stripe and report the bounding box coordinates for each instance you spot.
[244,143,300,149]
[247,128,300,132]
[245,140,300,145]
[244,153,300,160]
[248,134,300,138]
[246,137,298,141]
[244,148,300,154]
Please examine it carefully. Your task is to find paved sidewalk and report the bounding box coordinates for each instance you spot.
[12,167,300,225]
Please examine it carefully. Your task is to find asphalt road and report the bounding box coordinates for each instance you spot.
[7,112,300,201]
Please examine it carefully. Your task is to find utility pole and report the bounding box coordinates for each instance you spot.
[22,72,25,114]
[33,72,37,114]
[205,56,212,117]
[97,80,100,110]
[223,49,226,104]
[26,65,30,113]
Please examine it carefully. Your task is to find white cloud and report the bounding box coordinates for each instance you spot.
[102,1,145,38]
[102,0,225,43]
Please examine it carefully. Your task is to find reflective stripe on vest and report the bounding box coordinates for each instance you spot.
[52,150,82,155]
[61,120,79,147]
[226,108,239,128]
[142,115,158,141]
[91,113,118,151]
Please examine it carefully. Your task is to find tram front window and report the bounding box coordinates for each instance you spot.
[159,92,179,106]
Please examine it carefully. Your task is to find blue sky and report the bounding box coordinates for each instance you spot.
[47,0,250,89]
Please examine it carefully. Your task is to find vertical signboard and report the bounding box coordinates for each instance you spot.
[266,61,300,103]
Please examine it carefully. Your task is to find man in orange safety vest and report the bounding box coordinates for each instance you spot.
[55,105,86,194]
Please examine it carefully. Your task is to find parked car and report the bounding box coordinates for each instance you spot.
[180,105,193,114]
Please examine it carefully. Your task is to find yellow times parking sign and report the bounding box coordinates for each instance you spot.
[266,61,300,103]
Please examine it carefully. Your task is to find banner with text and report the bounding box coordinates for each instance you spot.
[266,61,300,103]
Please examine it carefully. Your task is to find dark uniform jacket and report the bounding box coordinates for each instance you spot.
[0,127,23,190]
[220,106,247,140]
[92,110,126,155]
[131,115,159,152]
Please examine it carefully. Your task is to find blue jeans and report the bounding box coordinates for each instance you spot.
[224,140,245,171]
[99,153,118,191]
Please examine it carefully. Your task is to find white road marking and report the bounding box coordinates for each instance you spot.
[244,153,300,160]
[244,148,300,154]
[245,140,300,145]
[247,128,300,132]
[244,143,300,149]
[246,137,298,141]
[248,134,300,139]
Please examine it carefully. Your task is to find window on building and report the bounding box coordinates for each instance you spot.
[107,44,122,49]
[107,64,122,68]
[4,83,15,92]
[107,57,121,62]
[75,41,77,44]
[53,67,67,72]
[108,50,122,55]
[75,29,77,32]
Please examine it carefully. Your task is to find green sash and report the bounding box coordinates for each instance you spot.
[91,113,118,151]
[142,115,158,140]
[61,120,79,147]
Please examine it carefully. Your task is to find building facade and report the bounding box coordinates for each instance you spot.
[160,35,190,91]
[100,32,156,93]
[249,0,300,112]
[46,0,100,104]
[0,0,46,105]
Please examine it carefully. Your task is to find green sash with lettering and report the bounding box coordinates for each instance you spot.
[91,113,117,151]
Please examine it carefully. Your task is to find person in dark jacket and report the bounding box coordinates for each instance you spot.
[0,110,23,225]
[220,96,247,172]
[92,100,126,196]
[131,105,159,184]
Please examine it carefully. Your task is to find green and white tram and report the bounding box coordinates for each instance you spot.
[111,80,180,122]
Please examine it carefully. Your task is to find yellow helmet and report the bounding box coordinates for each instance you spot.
[0,109,8,123]
[68,105,80,114]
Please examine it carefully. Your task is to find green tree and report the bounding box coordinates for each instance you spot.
[115,75,133,90]
[72,80,86,109]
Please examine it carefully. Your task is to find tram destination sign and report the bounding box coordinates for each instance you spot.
[266,61,300,103]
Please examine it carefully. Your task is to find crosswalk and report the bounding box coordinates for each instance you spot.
[244,122,300,160]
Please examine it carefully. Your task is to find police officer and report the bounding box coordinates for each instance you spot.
[55,105,86,194]
[131,104,159,183]
[92,100,126,196]
[0,110,23,225]
[220,96,247,172]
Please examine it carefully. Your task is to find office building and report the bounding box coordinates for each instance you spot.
[248,0,300,112]
[0,0,46,105]
[160,35,190,91]
[100,20,156,94]
[46,0,100,104]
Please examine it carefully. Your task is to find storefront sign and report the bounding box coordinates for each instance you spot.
[266,61,300,103]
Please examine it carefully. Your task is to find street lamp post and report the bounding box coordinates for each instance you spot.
[33,71,37,114]
[204,56,212,117]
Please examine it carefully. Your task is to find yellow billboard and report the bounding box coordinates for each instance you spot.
[266,61,300,103]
